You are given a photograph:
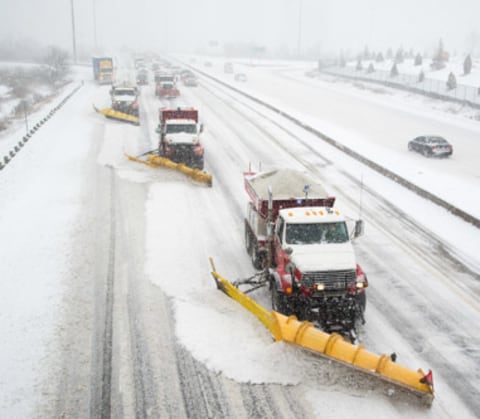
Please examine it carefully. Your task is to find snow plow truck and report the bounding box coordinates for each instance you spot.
[243,169,367,341]
[156,107,205,170]
[93,82,140,125]
[123,107,211,186]
[110,84,139,117]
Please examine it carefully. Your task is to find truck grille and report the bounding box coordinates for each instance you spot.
[301,270,356,294]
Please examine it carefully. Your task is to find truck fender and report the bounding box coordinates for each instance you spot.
[270,271,282,291]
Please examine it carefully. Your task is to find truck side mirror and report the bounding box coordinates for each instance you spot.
[199,123,204,133]
[354,220,364,238]
[155,126,160,134]
[285,261,296,275]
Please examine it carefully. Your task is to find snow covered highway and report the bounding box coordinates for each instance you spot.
[1,60,480,418]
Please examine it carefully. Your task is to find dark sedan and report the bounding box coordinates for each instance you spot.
[408,136,453,157]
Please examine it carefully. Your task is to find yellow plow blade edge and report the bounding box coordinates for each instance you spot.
[209,258,434,405]
[93,104,139,125]
[125,153,213,187]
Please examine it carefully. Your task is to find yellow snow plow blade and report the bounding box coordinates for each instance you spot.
[209,258,434,405]
[125,153,212,187]
[93,105,139,125]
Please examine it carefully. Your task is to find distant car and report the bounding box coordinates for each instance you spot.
[408,136,453,157]
[183,76,198,87]
[234,73,247,82]
[224,62,233,73]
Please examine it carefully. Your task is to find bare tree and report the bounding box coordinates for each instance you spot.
[43,46,71,83]
[356,58,363,71]
[431,39,448,70]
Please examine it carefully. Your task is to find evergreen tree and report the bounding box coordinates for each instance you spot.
[390,63,399,77]
[464,54,472,75]
[363,45,370,60]
[375,52,384,62]
[367,63,375,73]
[395,48,404,64]
[446,72,457,90]
[418,70,425,82]
[414,53,423,66]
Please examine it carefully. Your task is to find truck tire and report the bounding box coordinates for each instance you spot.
[245,224,253,254]
[271,285,285,313]
[355,292,366,314]
[251,246,264,270]
[194,156,204,170]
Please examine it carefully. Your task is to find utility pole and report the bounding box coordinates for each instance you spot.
[92,0,98,50]
[22,101,29,134]
[297,0,303,58]
[70,0,77,63]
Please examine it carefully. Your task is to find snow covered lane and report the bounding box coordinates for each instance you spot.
[0,81,105,417]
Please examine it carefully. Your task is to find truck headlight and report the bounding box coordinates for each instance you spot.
[315,283,325,291]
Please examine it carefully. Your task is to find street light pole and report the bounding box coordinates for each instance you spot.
[92,0,98,50]
[297,0,303,58]
[70,0,77,63]
[23,101,29,134]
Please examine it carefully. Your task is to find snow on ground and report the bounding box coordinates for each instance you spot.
[0,66,98,416]
[178,54,480,221]
[1,57,480,417]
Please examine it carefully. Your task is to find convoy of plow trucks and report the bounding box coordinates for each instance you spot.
[92,54,435,406]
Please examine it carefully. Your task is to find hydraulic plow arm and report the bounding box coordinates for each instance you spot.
[209,258,434,405]
[125,153,213,187]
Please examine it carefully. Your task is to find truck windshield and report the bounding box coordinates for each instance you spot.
[114,89,135,96]
[166,124,197,134]
[285,222,348,244]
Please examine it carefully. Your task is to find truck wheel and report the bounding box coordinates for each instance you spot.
[195,157,204,170]
[251,246,264,270]
[355,293,366,314]
[245,225,253,254]
[271,286,285,313]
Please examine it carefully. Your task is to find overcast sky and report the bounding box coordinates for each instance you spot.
[1,0,480,58]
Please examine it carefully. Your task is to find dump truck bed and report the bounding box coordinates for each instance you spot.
[244,169,335,218]
[160,108,198,123]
